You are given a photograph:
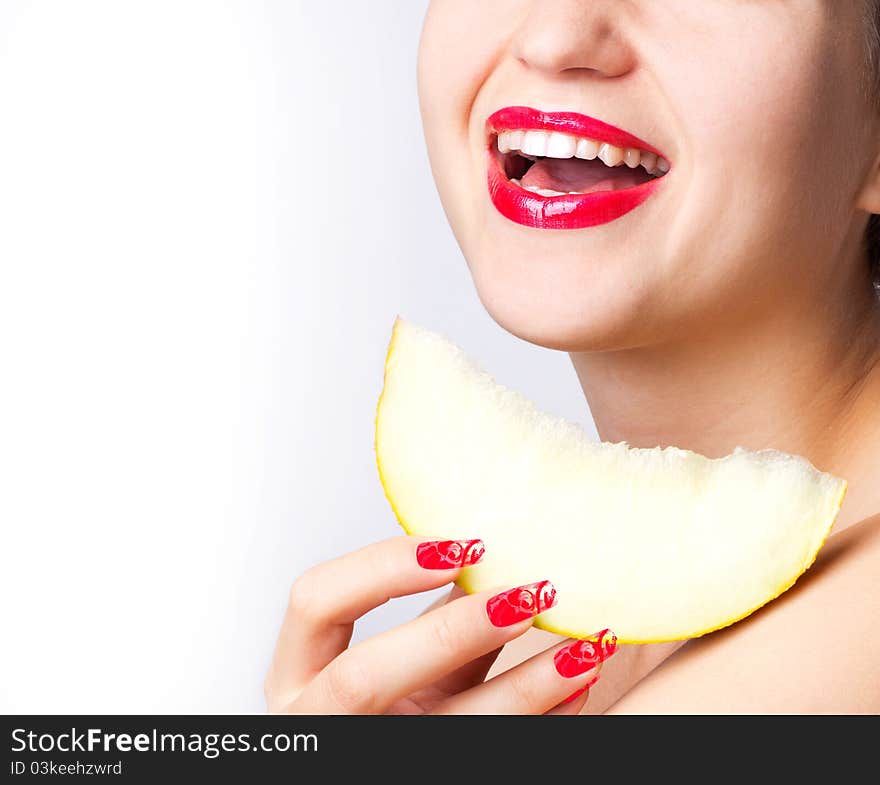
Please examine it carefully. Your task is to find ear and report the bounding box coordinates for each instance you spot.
[855,149,880,214]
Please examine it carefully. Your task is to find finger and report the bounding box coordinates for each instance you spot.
[444,584,468,603]
[430,628,618,715]
[396,644,505,714]
[266,536,484,707]
[416,585,501,697]
[429,585,541,692]
[428,644,503,697]
[546,682,593,715]
[292,580,557,714]
[418,584,467,617]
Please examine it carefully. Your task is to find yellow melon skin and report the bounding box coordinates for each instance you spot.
[375,317,847,644]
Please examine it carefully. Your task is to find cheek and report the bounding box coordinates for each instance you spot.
[660,31,864,304]
[418,1,524,250]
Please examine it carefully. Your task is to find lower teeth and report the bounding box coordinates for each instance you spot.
[509,178,576,197]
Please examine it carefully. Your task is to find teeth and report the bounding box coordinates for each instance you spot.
[597,143,624,167]
[639,151,658,174]
[575,138,600,160]
[521,130,549,157]
[623,148,642,168]
[545,132,576,158]
[498,128,669,177]
[520,183,566,197]
[497,130,524,154]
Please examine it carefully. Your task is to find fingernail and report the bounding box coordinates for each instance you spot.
[562,671,603,704]
[486,580,557,627]
[554,629,618,678]
[562,685,589,704]
[416,539,485,569]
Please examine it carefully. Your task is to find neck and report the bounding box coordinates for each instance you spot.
[569,265,880,532]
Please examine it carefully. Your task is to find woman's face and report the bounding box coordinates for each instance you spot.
[417,1,880,351]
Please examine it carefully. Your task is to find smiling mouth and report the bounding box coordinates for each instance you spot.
[485,106,671,230]
[497,129,670,197]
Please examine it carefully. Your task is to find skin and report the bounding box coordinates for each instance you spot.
[266,0,880,713]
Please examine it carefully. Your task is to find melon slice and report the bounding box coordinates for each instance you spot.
[374,317,847,643]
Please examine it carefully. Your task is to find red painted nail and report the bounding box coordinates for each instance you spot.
[486,580,556,627]
[562,671,602,704]
[554,629,618,678]
[416,539,485,569]
[562,686,588,704]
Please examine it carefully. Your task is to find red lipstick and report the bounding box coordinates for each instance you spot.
[486,106,668,230]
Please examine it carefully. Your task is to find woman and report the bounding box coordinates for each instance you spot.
[265,1,880,714]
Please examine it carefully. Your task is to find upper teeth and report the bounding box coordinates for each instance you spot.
[497,129,669,176]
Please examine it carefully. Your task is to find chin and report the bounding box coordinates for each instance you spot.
[469,254,657,352]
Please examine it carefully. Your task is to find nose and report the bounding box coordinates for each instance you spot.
[510,0,636,79]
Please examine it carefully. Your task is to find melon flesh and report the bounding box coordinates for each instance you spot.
[374,317,847,643]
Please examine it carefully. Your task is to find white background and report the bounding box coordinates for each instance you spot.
[0,1,597,712]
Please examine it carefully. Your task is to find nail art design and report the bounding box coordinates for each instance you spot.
[486,580,557,627]
[416,539,485,569]
[554,629,618,678]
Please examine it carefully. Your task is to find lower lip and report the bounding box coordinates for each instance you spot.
[486,145,663,230]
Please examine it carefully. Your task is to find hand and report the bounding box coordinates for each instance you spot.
[264,536,618,714]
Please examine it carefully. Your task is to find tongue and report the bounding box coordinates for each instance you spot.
[520,157,650,194]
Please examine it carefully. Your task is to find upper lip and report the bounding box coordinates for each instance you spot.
[486,105,667,160]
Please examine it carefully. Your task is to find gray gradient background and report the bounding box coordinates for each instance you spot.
[0,0,598,711]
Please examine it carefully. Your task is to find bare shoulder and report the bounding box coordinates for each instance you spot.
[605,513,880,714]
